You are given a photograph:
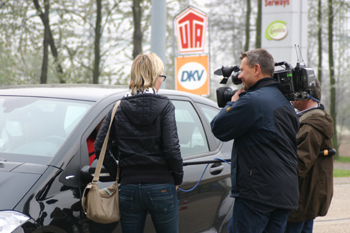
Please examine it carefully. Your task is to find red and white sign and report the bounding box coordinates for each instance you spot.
[174,8,207,54]
[265,0,290,7]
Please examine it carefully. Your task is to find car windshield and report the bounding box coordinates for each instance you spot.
[0,96,92,159]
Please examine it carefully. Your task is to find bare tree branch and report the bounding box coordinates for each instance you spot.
[61,9,94,28]
[101,0,123,35]
[33,0,65,83]
[64,45,92,71]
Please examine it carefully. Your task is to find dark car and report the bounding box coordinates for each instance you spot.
[0,85,233,233]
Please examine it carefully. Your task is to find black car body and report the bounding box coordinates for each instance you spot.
[0,85,233,233]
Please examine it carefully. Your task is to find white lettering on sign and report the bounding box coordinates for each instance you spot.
[178,62,207,90]
[175,8,207,53]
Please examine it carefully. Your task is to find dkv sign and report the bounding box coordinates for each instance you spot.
[176,56,209,95]
[174,7,209,96]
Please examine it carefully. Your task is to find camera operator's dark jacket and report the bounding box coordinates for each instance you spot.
[288,105,333,222]
[94,93,183,186]
[211,78,300,209]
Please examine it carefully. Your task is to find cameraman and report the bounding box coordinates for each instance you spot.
[285,79,334,233]
[210,48,300,233]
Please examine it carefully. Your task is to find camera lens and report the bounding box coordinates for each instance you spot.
[216,87,238,108]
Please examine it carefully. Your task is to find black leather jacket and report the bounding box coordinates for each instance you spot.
[95,93,183,185]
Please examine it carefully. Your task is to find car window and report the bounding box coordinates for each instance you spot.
[0,96,92,158]
[64,105,91,135]
[197,103,221,146]
[171,100,209,157]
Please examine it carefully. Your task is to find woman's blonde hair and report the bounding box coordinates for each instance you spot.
[129,53,164,94]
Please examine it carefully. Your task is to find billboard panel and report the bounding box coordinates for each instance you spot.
[262,0,308,64]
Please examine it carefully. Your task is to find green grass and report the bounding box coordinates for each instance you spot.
[338,156,350,163]
[334,156,350,177]
[334,169,350,177]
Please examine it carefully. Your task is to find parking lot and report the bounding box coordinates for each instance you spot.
[313,176,350,233]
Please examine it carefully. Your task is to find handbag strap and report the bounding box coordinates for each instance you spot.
[93,100,121,182]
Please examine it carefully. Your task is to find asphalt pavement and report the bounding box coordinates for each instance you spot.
[313,162,350,233]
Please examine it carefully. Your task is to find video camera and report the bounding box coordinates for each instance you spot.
[214,45,317,108]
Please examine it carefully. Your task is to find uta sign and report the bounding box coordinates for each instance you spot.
[174,8,207,54]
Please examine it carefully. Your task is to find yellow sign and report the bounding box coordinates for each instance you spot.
[175,55,209,96]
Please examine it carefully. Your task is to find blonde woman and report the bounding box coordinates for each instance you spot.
[95,53,183,233]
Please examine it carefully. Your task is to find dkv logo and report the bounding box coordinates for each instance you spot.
[178,62,207,90]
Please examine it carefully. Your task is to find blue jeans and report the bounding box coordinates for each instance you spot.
[285,219,314,233]
[230,197,291,233]
[119,183,178,233]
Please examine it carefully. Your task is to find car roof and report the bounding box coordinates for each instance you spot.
[0,84,129,101]
[0,84,217,107]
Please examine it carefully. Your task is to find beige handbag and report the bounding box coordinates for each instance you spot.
[82,101,121,224]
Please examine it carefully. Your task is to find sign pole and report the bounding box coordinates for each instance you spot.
[151,0,166,88]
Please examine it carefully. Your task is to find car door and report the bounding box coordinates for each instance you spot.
[24,95,122,233]
[142,97,232,233]
[51,95,123,233]
[79,94,233,233]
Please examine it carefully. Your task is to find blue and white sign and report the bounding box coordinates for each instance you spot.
[178,62,207,90]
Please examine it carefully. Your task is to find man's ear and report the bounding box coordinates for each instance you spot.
[254,64,261,76]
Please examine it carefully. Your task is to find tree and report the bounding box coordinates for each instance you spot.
[328,0,338,159]
[317,0,322,84]
[93,0,102,84]
[33,0,65,83]
[205,0,248,66]
[331,1,350,156]
[244,0,251,52]
[0,44,19,85]
[39,0,49,84]
[60,0,127,84]
[132,0,143,59]
[255,0,261,49]
[92,0,123,84]
[0,1,44,85]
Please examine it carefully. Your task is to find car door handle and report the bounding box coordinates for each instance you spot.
[210,163,224,175]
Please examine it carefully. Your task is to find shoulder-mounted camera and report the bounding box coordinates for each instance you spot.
[214,45,317,107]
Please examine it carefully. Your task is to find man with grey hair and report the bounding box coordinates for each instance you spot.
[285,79,334,233]
[211,48,300,232]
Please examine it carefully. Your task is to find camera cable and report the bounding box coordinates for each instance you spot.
[178,158,232,232]
[178,158,231,192]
